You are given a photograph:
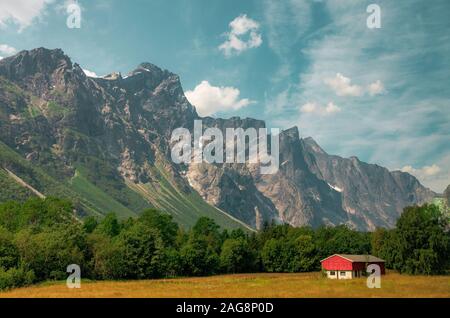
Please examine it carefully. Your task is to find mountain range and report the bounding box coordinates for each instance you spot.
[0,48,438,231]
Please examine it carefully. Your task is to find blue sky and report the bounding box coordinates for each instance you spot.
[0,0,449,192]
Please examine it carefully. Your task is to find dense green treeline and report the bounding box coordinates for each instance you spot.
[0,197,449,290]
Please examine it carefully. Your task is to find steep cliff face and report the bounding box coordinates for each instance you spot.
[250,127,348,229]
[301,137,436,229]
[444,185,450,207]
[0,48,436,230]
[185,117,279,229]
[184,122,348,229]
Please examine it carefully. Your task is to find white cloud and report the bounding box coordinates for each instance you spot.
[400,163,449,192]
[300,102,317,113]
[0,44,17,56]
[367,80,386,96]
[229,14,259,36]
[83,69,98,78]
[219,14,262,57]
[300,101,341,116]
[0,0,54,31]
[185,80,254,117]
[325,102,341,114]
[324,73,364,97]
[0,44,13,63]
[401,164,441,178]
[323,74,386,98]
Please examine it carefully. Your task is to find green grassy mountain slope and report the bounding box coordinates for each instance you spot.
[0,168,34,202]
[126,163,253,230]
[0,140,249,229]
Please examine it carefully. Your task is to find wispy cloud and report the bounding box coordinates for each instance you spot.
[367,80,385,96]
[324,73,386,97]
[0,0,54,32]
[402,164,441,178]
[401,156,450,193]
[262,0,313,84]
[0,44,17,56]
[300,101,341,116]
[263,0,312,58]
[82,69,99,78]
[324,73,364,97]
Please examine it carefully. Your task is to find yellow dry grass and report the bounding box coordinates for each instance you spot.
[0,272,449,298]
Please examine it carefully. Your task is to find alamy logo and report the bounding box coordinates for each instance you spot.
[367,4,381,29]
[66,264,81,289]
[366,264,381,288]
[66,3,82,29]
[171,120,280,174]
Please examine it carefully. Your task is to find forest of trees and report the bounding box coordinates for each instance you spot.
[0,197,449,290]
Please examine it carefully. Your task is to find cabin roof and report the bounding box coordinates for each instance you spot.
[320,254,385,263]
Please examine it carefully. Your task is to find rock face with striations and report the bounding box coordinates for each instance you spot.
[0,48,437,230]
[444,185,450,207]
[300,137,436,229]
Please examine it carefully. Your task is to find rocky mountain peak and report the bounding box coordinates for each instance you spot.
[134,62,168,76]
[281,126,300,140]
[118,62,182,97]
[0,47,72,81]
[102,72,122,81]
[127,62,175,83]
[302,137,327,155]
[202,116,266,131]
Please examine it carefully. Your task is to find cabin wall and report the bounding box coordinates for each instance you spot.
[322,255,353,271]
[327,271,338,279]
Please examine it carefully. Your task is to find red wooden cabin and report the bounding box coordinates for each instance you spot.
[321,254,385,279]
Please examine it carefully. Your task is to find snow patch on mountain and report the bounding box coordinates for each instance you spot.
[328,183,343,193]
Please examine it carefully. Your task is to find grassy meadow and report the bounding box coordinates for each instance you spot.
[0,272,449,298]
